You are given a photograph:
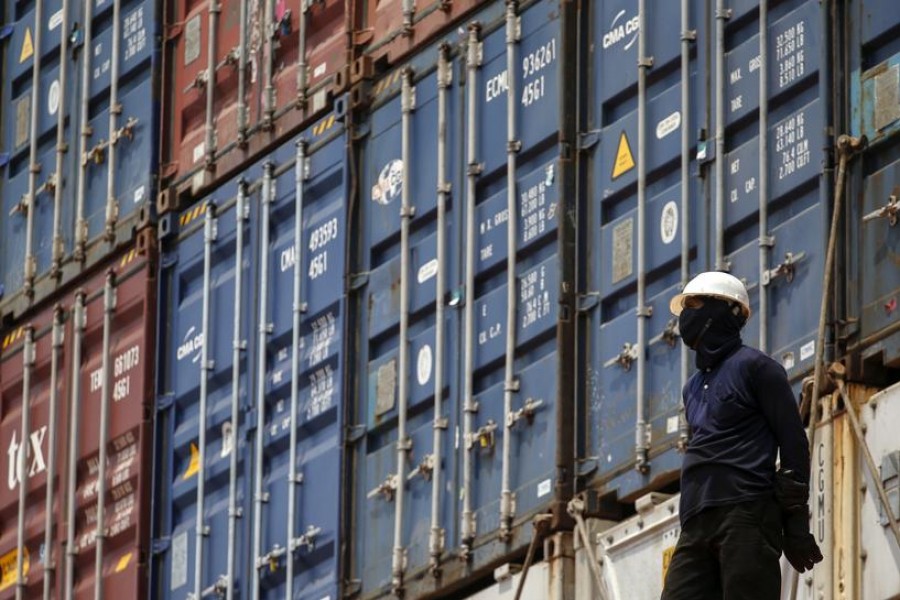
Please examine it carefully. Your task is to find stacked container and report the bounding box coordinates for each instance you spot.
[0,0,163,595]
[0,230,157,599]
[151,111,348,600]
[157,0,349,210]
[0,0,160,321]
[0,0,898,598]
[344,0,578,597]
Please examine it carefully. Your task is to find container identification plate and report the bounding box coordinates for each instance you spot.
[375,359,397,417]
[184,15,201,66]
[612,218,634,283]
[170,531,188,590]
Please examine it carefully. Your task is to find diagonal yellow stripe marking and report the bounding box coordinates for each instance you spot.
[115,552,132,573]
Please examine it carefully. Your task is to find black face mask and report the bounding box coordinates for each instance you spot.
[679,298,745,369]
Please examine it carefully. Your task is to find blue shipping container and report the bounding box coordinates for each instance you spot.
[848,0,900,373]
[151,111,348,600]
[578,0,900,506]
[0,0,159,319]
[346,0,578,597]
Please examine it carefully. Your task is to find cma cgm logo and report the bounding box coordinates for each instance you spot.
[603,9,639,50]
[7,426,48,490]
[177,326,204,363]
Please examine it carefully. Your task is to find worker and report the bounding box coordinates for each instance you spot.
[661,271,822,600]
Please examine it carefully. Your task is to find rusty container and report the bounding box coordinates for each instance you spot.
[0,231,157,598]
[159,0,349,209]
[352,0,485,69]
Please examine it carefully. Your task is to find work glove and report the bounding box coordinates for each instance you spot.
[782,512,824,572]
[774,468,810,511]
[775,469,824,573]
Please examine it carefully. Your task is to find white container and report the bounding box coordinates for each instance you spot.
[576,493,681,600]
[859,381,900,599]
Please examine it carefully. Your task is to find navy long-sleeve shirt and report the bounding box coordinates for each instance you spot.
[679,345,810,524]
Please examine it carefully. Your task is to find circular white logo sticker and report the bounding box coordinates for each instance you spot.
[660,201,678,245]
[371,159,404,205]
[48,80,60,116]
[417,344,433,386]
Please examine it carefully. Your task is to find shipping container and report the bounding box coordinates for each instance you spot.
[151,110,348,600]
[460,532,575,600]
[157,0,349,210]
[577,0,900,507]
[344,0,578,597]
[570,381,900,600]
[353,0,483,69]
[855,381,900,599]
[0,233,157,598]
[847,0,900,374]
[574,493,680,600]
[0,0,160,321]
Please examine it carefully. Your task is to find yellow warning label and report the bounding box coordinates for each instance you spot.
[611,131,636,180]
[20,27,34,63]
[115,552,133,573]
[0,547,29,592]
[183,443,200,480]
[661,545,676,582]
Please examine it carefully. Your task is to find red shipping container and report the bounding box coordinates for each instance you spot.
[353,0,484,68]
[159,0,348,207]
[0,232,156,598]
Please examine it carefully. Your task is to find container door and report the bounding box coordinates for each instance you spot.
[0,314,65,598]
[70,253,155,598]
[151,170,257,600]
[0,0,70,303]
[849,0,900,371]
[582,0,708,501]
[350,49,460,596]
[78,0,158,248]
[720,0,829,383]
[251,118,347,600]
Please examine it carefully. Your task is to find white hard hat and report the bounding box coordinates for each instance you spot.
[669,271,751,318]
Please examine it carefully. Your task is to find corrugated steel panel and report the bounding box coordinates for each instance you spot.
[575,494,681,600]
[580,0,835,504]
[347,0,577,596]
[848,0,900,372]
[856,382,900,599]
[158,0,348,211]
[581,0,708,504]
[354,0,482,69]
[0,237,157,599]
[151,113,347,600]
[574,493,827,600]
[0,0,160,321]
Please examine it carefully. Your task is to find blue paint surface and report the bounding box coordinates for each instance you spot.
[152,116,347,600]
[0,0,159,303]
[583,0,833,502]
[348,1,567,595]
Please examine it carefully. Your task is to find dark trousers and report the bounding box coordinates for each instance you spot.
[661,497,783,600]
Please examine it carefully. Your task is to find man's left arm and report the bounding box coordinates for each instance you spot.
[754,357,809,477]
[754,355,823,572]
